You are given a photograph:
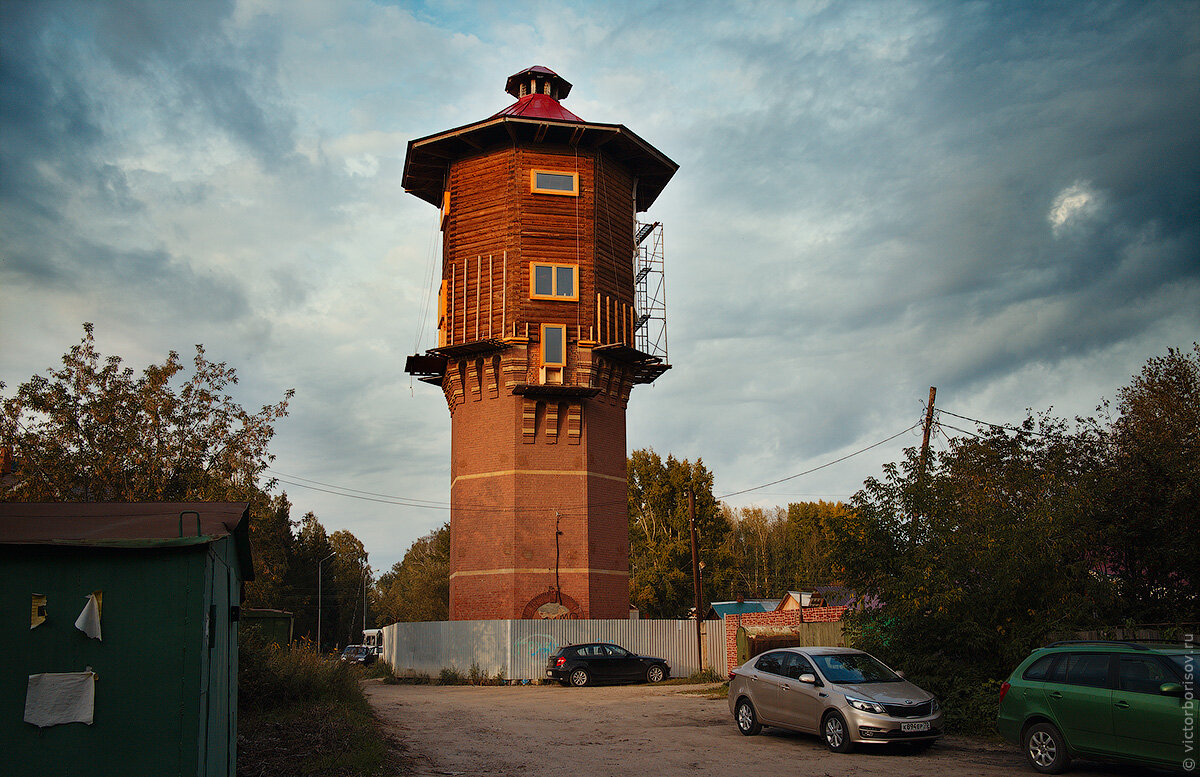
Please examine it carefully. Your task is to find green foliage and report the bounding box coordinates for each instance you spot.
[238,631,390,776]
[721,501,848,599]
[1098,343,1200,621]
[0,322,292,502]
[239,633,363,714]
[374,522,450,624]
[628,449,732,618]
[438,666,464,684]
[836,344,1200,688]
[837,414,1112,678]
[906,673,1004,736]
[0,325,377,651]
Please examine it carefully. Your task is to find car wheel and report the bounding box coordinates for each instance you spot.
[646,664,666,683]
[569,668,590,687]
[735,698,761,736]
[1025,722,1070,774]
[823,711,854,753]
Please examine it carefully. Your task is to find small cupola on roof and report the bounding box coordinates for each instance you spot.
[492,65,583,122]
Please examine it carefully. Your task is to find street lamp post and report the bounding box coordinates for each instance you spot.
[317,552,336,651]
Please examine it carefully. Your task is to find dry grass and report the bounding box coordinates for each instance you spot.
[237,633,409,776]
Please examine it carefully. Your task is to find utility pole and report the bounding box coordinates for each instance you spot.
[689,487,704,674]
[916,386,937,535]
[317,551,335,651]
[920,386,937,462]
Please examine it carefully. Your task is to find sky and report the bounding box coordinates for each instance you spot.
[2,0,1198,574]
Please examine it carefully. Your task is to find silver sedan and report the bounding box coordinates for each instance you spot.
[728,646,943,752]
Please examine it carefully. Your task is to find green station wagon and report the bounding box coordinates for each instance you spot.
[997,641,1196,773]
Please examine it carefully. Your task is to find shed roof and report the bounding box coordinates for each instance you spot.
[0,502,253,580]
[709,599,781,618]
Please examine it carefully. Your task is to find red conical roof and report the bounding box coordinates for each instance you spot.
[492,65,583,122]
[492,93,583,122]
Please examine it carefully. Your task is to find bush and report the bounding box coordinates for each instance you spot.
[438,666,464,684]
[906,674,1005,736]
[239,632,362,715]
[238,632,394,776]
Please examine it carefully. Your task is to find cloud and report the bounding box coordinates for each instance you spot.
[2,0,1197,569]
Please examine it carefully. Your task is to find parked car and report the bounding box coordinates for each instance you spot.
[339,644,377,665]
[545,642,670,687]
[997,640,1196,774]
[728,646,943,753]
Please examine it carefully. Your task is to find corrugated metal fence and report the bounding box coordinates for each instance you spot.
[382,619,727,681]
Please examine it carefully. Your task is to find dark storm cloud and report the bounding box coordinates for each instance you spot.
[0,0,296,320]
[90,0,297,168]
[675,2,1198,381]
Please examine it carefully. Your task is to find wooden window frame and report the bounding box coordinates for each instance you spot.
[530,169,579,196]
[541,324,567,366]
[529,262,579,301]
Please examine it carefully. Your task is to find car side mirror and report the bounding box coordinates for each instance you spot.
[798,673,818,685]
[1160,682,1184,697]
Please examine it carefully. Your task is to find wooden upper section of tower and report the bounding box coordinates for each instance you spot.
[403,67,676,394]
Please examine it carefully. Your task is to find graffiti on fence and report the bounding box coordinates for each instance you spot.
[517,633,558,660]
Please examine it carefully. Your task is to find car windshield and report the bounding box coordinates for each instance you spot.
[812,653,901,683]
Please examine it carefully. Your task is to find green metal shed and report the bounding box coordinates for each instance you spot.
[0,502,253,777]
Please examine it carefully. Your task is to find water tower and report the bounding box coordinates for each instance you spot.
[403,66,676,620]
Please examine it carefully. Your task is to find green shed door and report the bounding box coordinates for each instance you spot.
[198,539,239,777]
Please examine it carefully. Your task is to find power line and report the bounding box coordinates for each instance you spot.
[268,420,925,513]
[936,408,1061,438]
[715,421,923,500]
[268,469,449,506]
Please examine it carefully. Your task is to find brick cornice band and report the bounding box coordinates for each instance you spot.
[450,567,630,579]
[451,468,627,488]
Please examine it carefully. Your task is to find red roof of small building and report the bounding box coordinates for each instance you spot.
[491,93,583,122]
[0,502,249,543]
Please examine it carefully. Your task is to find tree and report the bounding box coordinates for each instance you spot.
[243,492,297,608]
[329,529,370,645]
[1,323,293,503]
[374,523,451,624]
[1,323,301,609]
[1099,343,1200,621]
[835,414,1111,678]
[627,449,733,618]
[723,501,849,599]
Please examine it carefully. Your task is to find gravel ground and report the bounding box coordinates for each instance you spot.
[364,681,1165,777]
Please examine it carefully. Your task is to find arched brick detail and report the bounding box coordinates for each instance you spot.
[521,590,583,620]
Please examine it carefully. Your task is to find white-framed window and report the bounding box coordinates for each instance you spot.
[530,262,578,301]
[530,169,578,196]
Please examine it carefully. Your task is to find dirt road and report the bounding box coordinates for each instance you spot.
[364,681,1160,777]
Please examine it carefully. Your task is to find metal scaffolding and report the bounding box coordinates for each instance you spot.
[633,221,668,366]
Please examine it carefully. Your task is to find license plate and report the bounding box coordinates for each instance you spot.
[901,721,930,733]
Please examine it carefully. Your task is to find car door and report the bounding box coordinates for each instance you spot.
[604,645,640,681]
[747,652,790,726]
[577,644,611,680]
[775,652,823,733]
[1111,653,1187,767]
[1042,652,1117,755]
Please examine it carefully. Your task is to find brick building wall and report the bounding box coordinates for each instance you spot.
[722,606,849,674]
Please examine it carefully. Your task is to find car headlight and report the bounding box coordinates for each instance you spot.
[931,697,940,713]
[845,696,887,714]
